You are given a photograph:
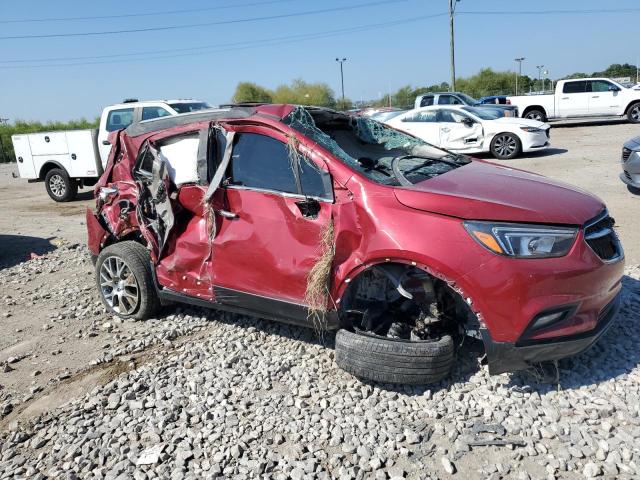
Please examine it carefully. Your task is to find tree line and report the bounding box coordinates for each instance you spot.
[1,63,636,163]
[0,118,98,163]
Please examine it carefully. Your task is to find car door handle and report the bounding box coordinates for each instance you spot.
[295,198,320,218]
[217,209,237,219]
[441,127,450,132]
[102,140,111,145]
[592,96,599,98]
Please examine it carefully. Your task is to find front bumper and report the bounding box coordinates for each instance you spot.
[482,292,621,374]
[620,144,640,188]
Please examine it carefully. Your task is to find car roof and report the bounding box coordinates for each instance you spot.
[124,104,338,137]
[107,99,207,109]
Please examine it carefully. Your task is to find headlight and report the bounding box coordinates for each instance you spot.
[520,126,544,133]
[464,221,578,258]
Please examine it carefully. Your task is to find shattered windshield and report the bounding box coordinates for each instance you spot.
[284,107,469,186]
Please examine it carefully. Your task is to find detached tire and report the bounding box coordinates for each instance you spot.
[44,168,78,202]
[95,241,160,320]
[335,330,454,385]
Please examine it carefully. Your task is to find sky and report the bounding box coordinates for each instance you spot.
[0,0,639,122]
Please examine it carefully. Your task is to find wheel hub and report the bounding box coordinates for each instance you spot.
[99,256,139,315]
[49,174,66,197]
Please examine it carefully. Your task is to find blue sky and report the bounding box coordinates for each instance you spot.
[0,0,638,121]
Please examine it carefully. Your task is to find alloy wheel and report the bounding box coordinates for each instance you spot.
[49,174,66,198]
[494,135,518,158]
[526,112,542,121]
[99,256,140,315]
[631,105,640,122]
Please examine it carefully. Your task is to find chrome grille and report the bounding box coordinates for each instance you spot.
[584,212,622,262]
[622,147,632,162]
[626,171,633,180]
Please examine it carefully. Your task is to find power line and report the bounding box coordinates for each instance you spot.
[0,13,447,69]
[0,0,297,24]
[458,7,640,16]
[0,0,407,40]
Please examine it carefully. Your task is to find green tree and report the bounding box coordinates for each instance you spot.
[272,79,337,107]
[232,82,273,103]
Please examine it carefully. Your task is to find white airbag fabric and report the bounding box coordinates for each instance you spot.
[159,136,200,186]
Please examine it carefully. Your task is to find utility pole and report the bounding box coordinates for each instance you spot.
[335,58,347,109]
[514,57,525,95]
[536,65,544,92]
[0,118,8,163]
[448,0,459,91]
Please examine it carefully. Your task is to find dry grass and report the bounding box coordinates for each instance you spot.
[304,219,335,336]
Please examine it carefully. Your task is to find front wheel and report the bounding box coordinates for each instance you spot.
[44,168,78,202]
[95,241,160,320]
[627,103,640,124]
[490,133,522,160]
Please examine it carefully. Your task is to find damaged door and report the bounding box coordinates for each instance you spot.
[437,109,484,151]
[210,129,334,324]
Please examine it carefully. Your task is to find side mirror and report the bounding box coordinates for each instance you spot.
[462,118,475,127]
[608,85,620,92]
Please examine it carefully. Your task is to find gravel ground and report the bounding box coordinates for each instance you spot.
[0,238,639,479]
[1,121,640,479]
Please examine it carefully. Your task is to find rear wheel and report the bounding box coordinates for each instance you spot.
[95,241,159,320]
[627,103,640,124]
[335,329,455,385]
[524,109,546,122]
[45,168,78,202]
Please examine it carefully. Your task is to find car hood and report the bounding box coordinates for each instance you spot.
[393,160,604,224]
[492,117,547,129]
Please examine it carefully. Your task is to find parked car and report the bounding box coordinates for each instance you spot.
[369,110,407,122]
[507,78,640,123]
[88,104,623,385]
[11,99,212,201]
[478,95,510,105]
[414,92,519,117]
[384,105,550,159]
[620,136,640,191]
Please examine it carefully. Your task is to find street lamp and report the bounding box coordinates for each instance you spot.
[335,58,347,109]
[536,65,544,92]
[514,57,525,95]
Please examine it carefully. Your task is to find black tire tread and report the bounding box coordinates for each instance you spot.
[490,132,522,160]
[95,241,160,320]
[335,329,454,385]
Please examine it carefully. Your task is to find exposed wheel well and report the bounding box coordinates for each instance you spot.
[39,161,66,180]
[338,262,480,340]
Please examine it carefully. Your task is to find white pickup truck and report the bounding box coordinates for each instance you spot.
[508,78,640,124]
[12,99,210,201]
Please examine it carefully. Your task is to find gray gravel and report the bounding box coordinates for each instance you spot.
[1,247,639,478]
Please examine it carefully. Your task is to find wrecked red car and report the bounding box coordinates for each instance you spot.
[87,104,625,384]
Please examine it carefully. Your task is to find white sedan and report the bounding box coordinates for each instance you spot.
[384,105,550,159]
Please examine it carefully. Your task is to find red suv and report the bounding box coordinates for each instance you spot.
[87,104,624,384]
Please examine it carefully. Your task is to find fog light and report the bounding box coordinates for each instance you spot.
[530,311,567,331]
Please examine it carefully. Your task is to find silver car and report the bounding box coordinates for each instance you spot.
[621,136,640,190]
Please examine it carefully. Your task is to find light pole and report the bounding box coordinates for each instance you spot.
[448,0,460,91]
[514,57,525,95]
[536,65,544,92]
[335,58,347,108]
